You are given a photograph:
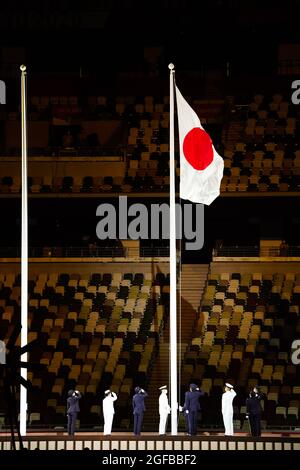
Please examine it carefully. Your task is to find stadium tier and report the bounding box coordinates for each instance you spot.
[183,267,300,431]
[222,93,300,193]
[1,92,300,194]
[1,262,299,432]
[0,268,170,430]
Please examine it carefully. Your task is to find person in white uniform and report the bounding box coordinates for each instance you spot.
[222,383,236,436]
[102,389,117,435]
[158,385,171,435]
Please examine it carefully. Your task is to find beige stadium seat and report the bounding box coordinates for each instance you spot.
[232,351,243,361]
[215,292,225,301]
[212,304,222,313]
[267,392,278,402]
[39,298,49,308]
[201,378,212,394]
[245,126,254,136]
[261,365,273,381]
[160,143,169,153]
[83,298,93,308]
[276,407,287,418]
[235,142,246,151]
[285,273,295,282]
[86,384,97,394]
[252,358,263,373]
[68,279,78,288]
[82,364,93,374]
[52,384,63,395]
[75,292,84,301]
[29,413,40,425]
[29,299,39,308]
[68,311,78,321]
[98,286,108,294]
[287,406,298,419]
[87,285,97,295]
[43,318,53,328]
[5,274,15,288]
[78,279,88,288]
[54,318,64,328]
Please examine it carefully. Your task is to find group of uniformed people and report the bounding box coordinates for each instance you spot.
[66,383,263,437]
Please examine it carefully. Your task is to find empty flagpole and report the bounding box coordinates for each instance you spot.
[20,64,28,436]
[168,63,178,435]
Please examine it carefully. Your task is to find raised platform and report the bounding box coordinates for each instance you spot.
[1,432,300,451]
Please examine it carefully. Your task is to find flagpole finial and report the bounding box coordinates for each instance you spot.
[168,63,175,71]
[20,65,27,72]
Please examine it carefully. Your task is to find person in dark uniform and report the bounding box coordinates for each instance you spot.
[132,387,148,435]
[181,383,205,436]
[246,387,263,437]
[67,389,81,435]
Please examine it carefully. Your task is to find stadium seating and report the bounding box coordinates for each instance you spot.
[1,92,300,194]
[1,264,300,431]
[0,270,169,429]
[183,270,300,429]
[222,93,300,193]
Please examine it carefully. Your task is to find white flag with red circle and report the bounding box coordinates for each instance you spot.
[175,85,224,205]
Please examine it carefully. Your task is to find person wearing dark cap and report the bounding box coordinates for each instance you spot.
[180,383,205,436]
[67,389,81,435]
[158,385,171,435]
[132,387,148,435]
[246,386,263,437]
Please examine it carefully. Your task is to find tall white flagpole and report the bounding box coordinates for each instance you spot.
[20,64,28,436]
[168,63,178,435]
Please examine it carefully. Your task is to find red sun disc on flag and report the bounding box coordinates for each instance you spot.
[183,127,214,170]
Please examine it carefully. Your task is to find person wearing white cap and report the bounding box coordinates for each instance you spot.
[158,386,171,435]
[222,383,236,436]
[102,390,117,435]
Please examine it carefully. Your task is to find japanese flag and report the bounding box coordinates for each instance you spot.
[176,85,224,205]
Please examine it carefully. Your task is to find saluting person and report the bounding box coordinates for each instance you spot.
[102,389,117,435]
[132,387,148,435]
[222,383,236,436]
[158,385,171,435]
[67,389,81,436]
[246,386,263,437]
[181,383,205,436]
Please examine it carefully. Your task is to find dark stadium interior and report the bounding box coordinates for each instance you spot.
[1,0,300,440]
